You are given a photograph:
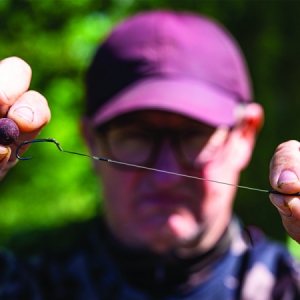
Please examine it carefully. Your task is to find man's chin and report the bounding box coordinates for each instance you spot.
[137,214,205,254]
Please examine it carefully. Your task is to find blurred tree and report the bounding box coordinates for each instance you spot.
[1,0,300,257]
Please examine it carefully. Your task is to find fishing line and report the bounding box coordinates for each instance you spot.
[15,138,300,196]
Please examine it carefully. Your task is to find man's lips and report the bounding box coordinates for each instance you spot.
[134,194,193,214]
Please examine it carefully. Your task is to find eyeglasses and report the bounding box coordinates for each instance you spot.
[96,122,230,169]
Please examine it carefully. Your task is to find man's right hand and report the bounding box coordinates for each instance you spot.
[0,57,51,180]
[269,140,300,244]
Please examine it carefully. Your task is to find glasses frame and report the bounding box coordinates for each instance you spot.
[95,120,232,171]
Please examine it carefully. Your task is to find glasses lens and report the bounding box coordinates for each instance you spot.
[106,126,154,164]
[178,126,229,167]
[177,129,214,166]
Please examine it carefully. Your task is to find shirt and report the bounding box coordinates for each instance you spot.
[0,216,299,299]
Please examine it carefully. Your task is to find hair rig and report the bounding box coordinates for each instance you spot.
[15,138,300,197]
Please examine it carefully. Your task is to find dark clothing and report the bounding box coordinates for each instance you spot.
[0,217,300,299]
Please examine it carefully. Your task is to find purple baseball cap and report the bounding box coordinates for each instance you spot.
[85,10,252,127]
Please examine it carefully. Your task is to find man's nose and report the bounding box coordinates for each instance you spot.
[150,140,182,186]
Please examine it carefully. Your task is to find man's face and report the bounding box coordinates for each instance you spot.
[88,111,245,254]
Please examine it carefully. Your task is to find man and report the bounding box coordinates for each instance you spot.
[0,9,300,299]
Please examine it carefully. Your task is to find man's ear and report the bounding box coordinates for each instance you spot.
[230,102,264,170]
[240,102,264,131]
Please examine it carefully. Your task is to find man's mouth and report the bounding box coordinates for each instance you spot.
[136,194,188,211]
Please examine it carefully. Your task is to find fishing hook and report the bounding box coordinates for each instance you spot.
[16,138,63,160]
[16,138,108,161]
[15,138,300,197]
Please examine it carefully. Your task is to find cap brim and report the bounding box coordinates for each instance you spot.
[91,78,241,127]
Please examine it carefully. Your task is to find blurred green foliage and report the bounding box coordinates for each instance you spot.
[1,0,300,256]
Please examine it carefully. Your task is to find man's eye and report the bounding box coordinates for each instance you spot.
[122,130,149,139]
[126,130,146,137]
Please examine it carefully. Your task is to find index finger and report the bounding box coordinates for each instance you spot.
[0,57,32,116]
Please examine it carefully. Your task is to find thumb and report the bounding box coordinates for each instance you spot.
[8,90,50,133]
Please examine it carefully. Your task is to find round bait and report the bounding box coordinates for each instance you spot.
[0,118,19,146]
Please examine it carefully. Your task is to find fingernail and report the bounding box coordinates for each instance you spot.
[278,170,299,187]
[13,106,34,122]
[271,194,292,217]
[0,145,8,155]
